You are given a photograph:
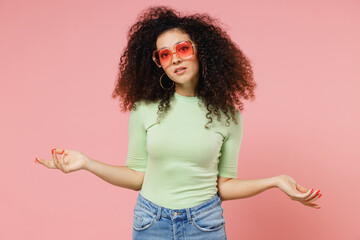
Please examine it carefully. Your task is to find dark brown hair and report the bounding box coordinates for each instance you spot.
[112,5,257,128]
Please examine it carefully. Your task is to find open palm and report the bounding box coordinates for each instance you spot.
[35,148,87,174]
[277,175,322,209]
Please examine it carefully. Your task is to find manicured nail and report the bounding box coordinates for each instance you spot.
[310,189,313,194]
[318,194,322,199]
[316,190,320,195]
[35,158,39,163]
[61,150,64,154]
[52,149,54,154]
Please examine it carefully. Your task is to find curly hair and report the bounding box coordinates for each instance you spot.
[112,5,257,129]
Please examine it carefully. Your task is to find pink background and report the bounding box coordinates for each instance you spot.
[1,0,359,239]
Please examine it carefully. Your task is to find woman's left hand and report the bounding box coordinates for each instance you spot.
[277,175,322,209]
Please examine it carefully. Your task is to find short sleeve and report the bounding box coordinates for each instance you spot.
[125,103,148,172]
[217,110,243,178]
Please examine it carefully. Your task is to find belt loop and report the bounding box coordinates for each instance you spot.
[186,208,192,224]
[156,206,162,221]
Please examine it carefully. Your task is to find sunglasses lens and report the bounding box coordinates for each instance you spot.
[154,49,171,67]
[176,41,194,59]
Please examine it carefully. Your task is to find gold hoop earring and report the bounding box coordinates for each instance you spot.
[159,73,174,90]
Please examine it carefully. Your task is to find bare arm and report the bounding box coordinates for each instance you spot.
[217,175,322,209]
[84,157,145,191]
[36,148,145,191]
[217,176,279,201]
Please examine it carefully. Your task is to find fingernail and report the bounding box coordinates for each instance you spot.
[316,190,320,195]
[35,158,39,163]
[61,150,64,154]
[318,194,322,199]
[52,149,54,154]
[310,189,313,194]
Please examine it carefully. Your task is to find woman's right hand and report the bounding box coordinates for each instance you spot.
[35,148,88,173]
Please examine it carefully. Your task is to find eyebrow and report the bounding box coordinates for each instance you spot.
[157,40,187,50]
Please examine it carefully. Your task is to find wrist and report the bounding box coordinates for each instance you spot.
[273,175,285,188]
[82,156,93,171]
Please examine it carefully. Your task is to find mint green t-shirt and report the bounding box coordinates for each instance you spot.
[126,92,243,209]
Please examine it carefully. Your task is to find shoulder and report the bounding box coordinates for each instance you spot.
[222,108,243,140]
[220,107,243,127]
[230,108,243,129]
[129,100,160,127]
[131,100,158,114]
[234,108,243,125]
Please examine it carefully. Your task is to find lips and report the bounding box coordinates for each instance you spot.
[174,67,187,73]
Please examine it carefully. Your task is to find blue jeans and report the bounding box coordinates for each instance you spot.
[132,191,227,240]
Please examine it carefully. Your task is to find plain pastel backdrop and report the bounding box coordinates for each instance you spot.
[1,0,359,239]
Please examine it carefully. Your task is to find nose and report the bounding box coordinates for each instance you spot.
[172,52,182,64]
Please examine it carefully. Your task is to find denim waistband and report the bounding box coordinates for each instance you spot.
[135,191,222,223]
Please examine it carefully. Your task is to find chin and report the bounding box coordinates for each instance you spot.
[172,77,193,83]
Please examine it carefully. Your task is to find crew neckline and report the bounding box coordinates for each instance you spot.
[174,92,200,102]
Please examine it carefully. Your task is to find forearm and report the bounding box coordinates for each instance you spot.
[218,176,280,201]
[83,157,144,191]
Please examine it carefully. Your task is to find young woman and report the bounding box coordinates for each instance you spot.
[35,6,322,239]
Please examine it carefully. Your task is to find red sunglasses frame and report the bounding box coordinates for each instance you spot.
[152,40,197,68]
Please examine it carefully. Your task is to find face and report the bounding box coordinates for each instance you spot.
[155,29,200,94]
